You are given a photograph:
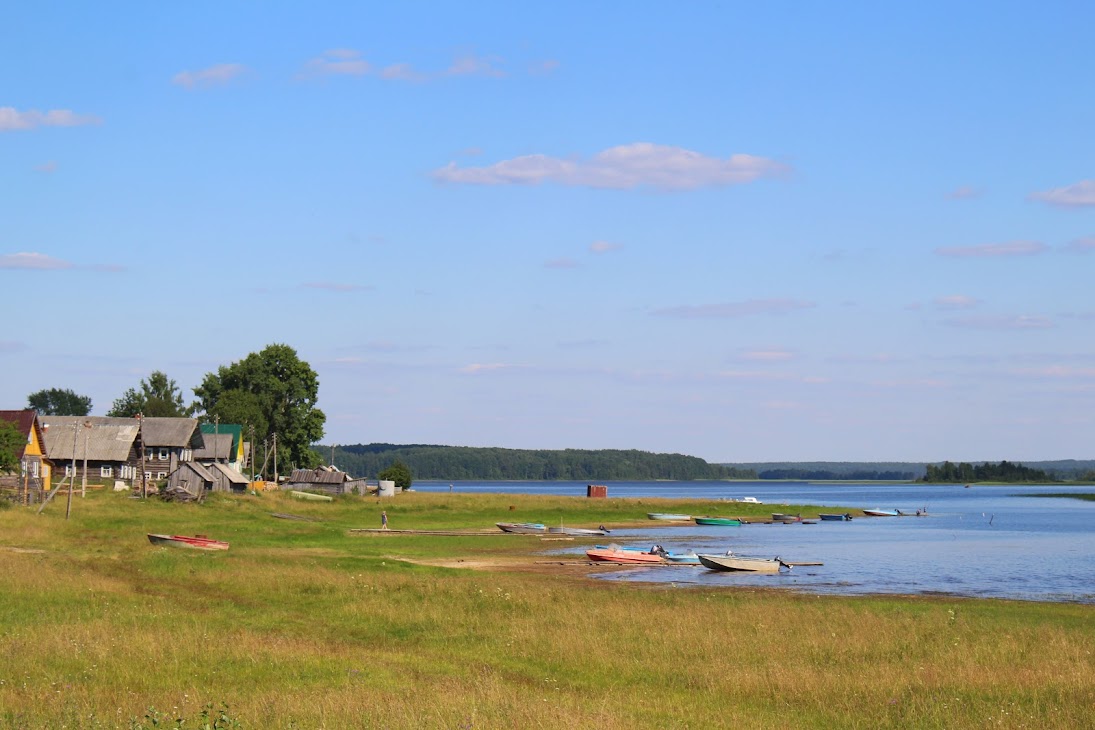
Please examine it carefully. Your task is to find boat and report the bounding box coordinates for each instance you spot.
[819,513,853,521]
[897,509,928,517]
[661,550,702,564]
[737,497,762,504]
[585,547,665,564]
[290,490,333,502]
[697,553,785,573]
[548,526,609,536]
[863,509,900,517]
[147,534,229,551]
[693,516,742,526]
[593,544,646,552]
[647,513,692,521]
[771,513,801,523]
[496,522,547,534]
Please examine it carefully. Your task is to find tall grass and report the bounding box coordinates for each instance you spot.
[0,490,1091,728]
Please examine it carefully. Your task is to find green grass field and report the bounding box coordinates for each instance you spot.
[1,490,1092,728]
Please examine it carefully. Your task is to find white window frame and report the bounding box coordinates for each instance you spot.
[65,465,75,477]
[30,460,39,478]
[158,448,169,461]
[100,465,113,478]
[144,471,152,481]
[157,471,167,480]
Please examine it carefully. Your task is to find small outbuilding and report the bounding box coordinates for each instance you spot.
[286,466,368,496]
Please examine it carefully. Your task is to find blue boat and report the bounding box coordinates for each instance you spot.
[819,513,853,521]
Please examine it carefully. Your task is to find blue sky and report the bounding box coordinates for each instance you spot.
[3,2,1094,463]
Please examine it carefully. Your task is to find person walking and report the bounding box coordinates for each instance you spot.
[381,510,388,530]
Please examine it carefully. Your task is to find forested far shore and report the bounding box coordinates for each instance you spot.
[315,445,1095,482]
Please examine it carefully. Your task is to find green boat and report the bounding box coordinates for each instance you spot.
[693,516,742,526]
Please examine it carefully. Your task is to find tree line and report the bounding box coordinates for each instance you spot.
[325,444,758,481]
[921,460,1055,483]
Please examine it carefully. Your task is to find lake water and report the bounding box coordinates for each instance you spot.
[414,480,1095,604]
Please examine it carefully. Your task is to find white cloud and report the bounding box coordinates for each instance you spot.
[1065,236,1095,253]
[35,161,57,173]
[652,299,815,319]
[1014,365,1095,379]
[1029,179,1095,208]
[740,349,795,362]
[172,63,247,89]
[299,49,370,78]
[0,107,100,131]
[946,185,981,200]
[934,294,979,310]
[0,252,74,270]
[379,63,425,82]
[945,315,1053,330]
[445,54,506,78]
[433,143,789,191]
[460,363,525,374]
[589,240,623,254]
[934,241,1048,258]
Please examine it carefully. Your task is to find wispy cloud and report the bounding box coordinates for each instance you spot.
[35,161,57,173]
[946,185,982,200]
[302,281,372,292]
[1013,365,1095,379]
[1029,179,1095,208]
[739,349,796,362]
[544,257,578,269]
[0,107,100,131]
[0,252,123,272]
[445,54,506,78]
[944,315,1053,330]
[934,294,980,310]
[1065,236,1095,253]
[530,59,560,76]
[378,63,425,82]
[460,363,526,374]
[589,240,623,254]
[934,241,1048,258]
[432,143,789,191]
[299,49,371,78]
[0,340,26,354]
[652,299,815,319]
[172,63,247,89]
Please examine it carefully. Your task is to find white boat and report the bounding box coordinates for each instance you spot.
[496,522,547,534]
[738,497,762,504]
[548,526,609,536]
[647,513,692,521]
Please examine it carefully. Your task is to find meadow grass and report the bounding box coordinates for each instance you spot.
[0,490,1092,728]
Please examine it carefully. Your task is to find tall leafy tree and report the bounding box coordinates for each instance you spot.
[192,344,325,470]
[0,420,23,472]
[27,388,92,416]
[107,371,188,417]
[377,459,413,490]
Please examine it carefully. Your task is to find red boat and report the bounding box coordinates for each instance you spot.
[147,534,230,551]
[585,547,665,564]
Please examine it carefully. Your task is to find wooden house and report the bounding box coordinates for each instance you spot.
[165,461,215,499]
[0,409,53,492]
[41,416,140,484]
[194,423,247,472]
[286,466,368,496]
[140,417,202,480]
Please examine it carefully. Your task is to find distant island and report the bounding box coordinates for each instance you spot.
[316,445,1095,483]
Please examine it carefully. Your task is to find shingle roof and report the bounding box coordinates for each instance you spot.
[41,416,138,462]
[193,434,235,460]
[209,462,249,484]
[288,467,350,484]
[141,418,200,448]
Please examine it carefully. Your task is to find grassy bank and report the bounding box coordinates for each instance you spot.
[1,491,1092,728]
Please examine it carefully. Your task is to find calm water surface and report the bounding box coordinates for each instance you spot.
[415,480,1095,604]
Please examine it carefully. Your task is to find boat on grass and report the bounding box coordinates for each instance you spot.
[496,522,547,534]
[147,534,229,551]
[697,553,785,573]
[771,513,801,523]
[585,547,665,564]
[819,513,853,521]
[647,513,692,521]
[863,509,900,517]
[693,516,742,526]
[661,550,702,565]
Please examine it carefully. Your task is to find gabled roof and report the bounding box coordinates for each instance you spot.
[0,410,44,460]
[193,433,235,461]
[288,466,351,484]
[41,416,139,462]
[171,460,216,483]
[209,462,249,484]
[142,418,201,448]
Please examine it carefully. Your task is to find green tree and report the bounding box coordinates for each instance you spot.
[0,421,23,472]
[377,459,413,490]
[107,371,188,418]
[27,388,92,416]
[192,344,325,470]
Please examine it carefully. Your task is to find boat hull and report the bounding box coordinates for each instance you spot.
[496,522,547,534]
[863,509,899,517]
[147,534,229,551]
[693,517,742,526]
[548,526,608,536]
[586,548,665,564]
[819,513,852,521]
[647,513,692,521]
[698,554,783,573]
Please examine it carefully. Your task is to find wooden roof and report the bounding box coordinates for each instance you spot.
[0,409,43,460]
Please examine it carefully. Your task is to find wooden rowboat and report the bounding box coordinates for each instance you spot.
[147,534,229,551]
[697,553,784,573]
[647,513,692,521]
[585,547,665,564]
[819,513,853,521]
[693,516,742,526]
[548,526,609,536]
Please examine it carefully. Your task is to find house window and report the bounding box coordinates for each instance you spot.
[144,472,152,481]
[157,472,167,479]
[30,461,39,478]
[181,449,192,462]
[65,465,75,477]
[101,465,113,478]
[158,448,169,461]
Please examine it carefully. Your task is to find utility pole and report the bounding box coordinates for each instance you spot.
[272,433,278,487]
[66,421,78,520]
[331,443,336,469]
[248,424,255,484]
[138,413,147,499]
[81,421,89,498]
